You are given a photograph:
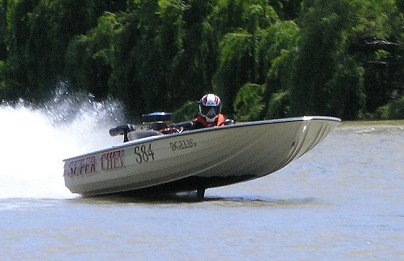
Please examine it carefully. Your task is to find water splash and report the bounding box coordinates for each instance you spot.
[0,91,126,199]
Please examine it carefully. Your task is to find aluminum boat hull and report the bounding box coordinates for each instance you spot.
[63,116,340,196]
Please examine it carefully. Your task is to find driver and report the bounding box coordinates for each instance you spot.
[193,94,226,129]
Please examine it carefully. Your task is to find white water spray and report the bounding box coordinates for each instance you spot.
[0,92,126,199]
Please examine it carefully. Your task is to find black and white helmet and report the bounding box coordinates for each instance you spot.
[199,94,222,122]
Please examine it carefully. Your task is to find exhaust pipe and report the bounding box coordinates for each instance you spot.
[109,124,135,142]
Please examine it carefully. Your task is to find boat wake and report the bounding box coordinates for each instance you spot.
[0,91,126,199]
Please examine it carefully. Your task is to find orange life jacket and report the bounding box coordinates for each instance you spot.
[193,114,226,129]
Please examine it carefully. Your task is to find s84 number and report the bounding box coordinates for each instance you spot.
[134,143,155,164]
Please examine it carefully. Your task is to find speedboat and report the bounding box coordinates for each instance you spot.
[63,113,340,198]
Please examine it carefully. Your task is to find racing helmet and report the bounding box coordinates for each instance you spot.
[199,94,222,122]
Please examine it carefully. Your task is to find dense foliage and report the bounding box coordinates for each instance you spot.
[0,0,403,120]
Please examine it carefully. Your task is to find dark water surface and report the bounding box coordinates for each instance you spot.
[1,122,403,260]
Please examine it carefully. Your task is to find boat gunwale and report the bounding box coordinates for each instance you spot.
[63,116,341,162]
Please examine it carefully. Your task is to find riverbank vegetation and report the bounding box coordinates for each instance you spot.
[0,0,403,121]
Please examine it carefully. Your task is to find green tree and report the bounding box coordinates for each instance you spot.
[66,12,121,98]
[3,0,126,101]
[350,0,403,114]
[214,28,255,113]
[213,1,279,114]
[233,83,265,121]
[0,0,7,60]
[2,0,37,100]
[108,3,154,116]
[257,20,298,118]
[268,0,302,20]
[0,0,8,97]
[108,0,190,116]
[24,0,104,100]
[174,0,216,100]
[291,0,366,119]
[0,0,402,120]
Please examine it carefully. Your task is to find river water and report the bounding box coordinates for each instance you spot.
[0,100,403,260]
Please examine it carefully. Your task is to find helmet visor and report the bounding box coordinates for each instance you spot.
[200,105,221,119]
